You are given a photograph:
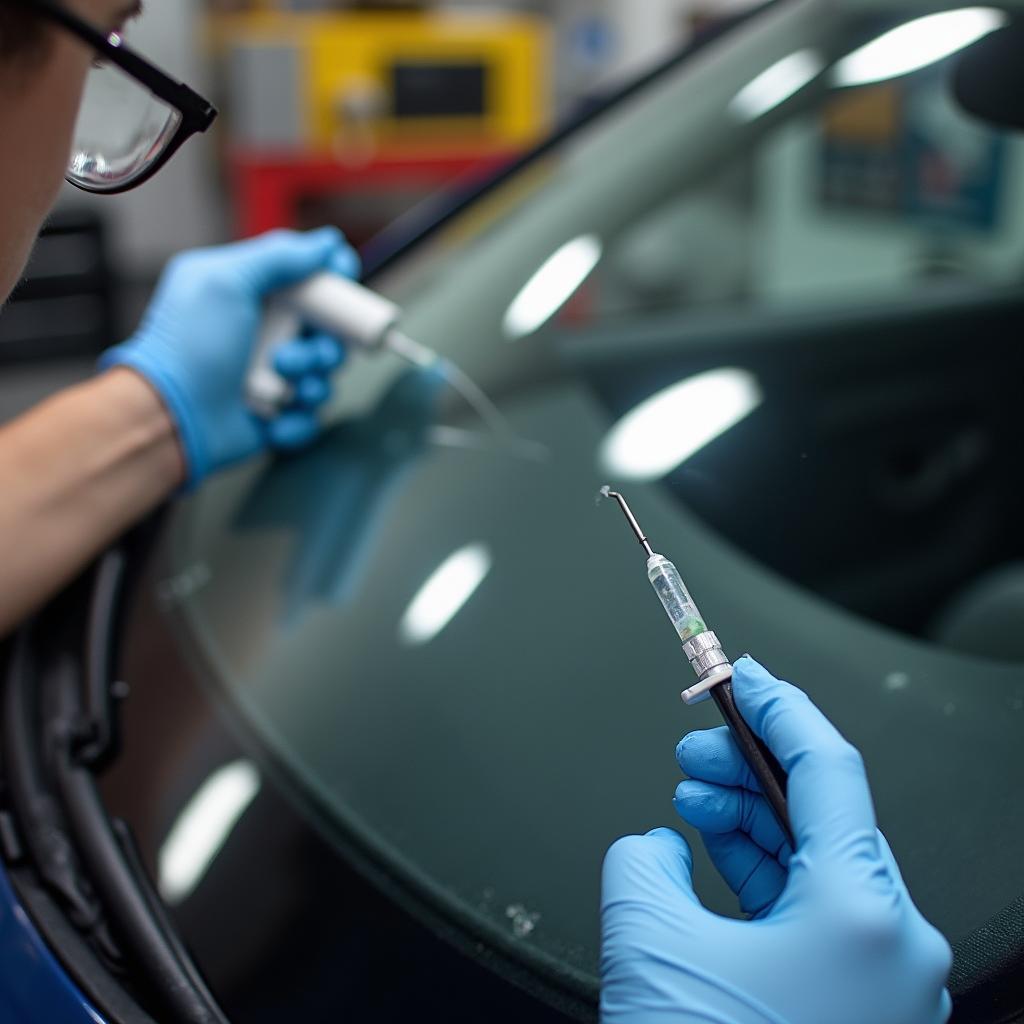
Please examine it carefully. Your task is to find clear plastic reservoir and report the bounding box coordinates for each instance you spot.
[647,554,707,643]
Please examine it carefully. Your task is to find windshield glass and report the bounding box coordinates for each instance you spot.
[154,0,1024,1000]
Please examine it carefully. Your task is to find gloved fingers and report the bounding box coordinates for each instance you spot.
[731,656,877,862]
[904,924,953,1023]
[600,830,711,1014]
[327,243,361,280]
[676,727,762,793]
[233,227,359,294]
[310,332,346,373]
[673,780,792,867]
[601,827,703,912]
[876,829,908,887]
[935,988,953,1024]
[701,830,788,918]
[272,339,317,380]
[273,333,346,381]
[266,410,321,450]
[292,374,332,408]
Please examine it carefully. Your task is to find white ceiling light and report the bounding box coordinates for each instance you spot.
[600,367,762,482]
[729,49,825,121]
[834,7,1007,88]
[399,543,493,646]
[158,760,260,905]
[503,235,602,340]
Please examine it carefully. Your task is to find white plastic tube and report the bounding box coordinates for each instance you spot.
[246,273,403,416]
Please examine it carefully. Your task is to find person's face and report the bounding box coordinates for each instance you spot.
[0,0,136,302]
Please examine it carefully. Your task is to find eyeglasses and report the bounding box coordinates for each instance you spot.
[17,0,217,194]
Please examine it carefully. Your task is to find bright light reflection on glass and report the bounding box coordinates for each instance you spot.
[600,368,762,482]
[399,543,493,646]
[834,7,1007,88]
[503,235,602,339]
[729,49,825,121]
[158,760,261,905]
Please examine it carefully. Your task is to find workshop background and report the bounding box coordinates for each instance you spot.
[0,0,757,422]
[8,3,1024,1023]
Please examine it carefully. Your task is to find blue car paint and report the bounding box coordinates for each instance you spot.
[0,862,108,1023]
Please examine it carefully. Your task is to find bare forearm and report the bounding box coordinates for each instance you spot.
[0,368,185,634]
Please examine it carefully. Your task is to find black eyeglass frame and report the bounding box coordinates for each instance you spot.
[13,0,218,194]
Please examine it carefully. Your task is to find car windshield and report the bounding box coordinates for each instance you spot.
[147,0,1024,1002]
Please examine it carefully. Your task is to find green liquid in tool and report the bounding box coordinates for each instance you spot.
[648,555,707,643]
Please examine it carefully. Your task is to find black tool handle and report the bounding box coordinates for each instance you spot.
[710,679,794,846]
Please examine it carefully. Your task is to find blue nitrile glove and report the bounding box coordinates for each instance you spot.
[99,227,360,487]
[600,656,952,1024]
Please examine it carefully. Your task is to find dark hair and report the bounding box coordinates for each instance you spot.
[0,5,47,63]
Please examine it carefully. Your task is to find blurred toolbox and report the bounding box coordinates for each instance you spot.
[208,9,552,154]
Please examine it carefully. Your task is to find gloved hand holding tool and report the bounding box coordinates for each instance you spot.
[600,656,952,1024]
[100,227,360,487]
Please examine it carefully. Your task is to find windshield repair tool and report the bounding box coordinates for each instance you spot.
[246,272,533,453]
[601,486,792,845]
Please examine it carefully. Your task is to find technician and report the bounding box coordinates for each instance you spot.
[0,2,953,1022]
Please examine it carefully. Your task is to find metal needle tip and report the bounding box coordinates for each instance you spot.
[600,486,654,558]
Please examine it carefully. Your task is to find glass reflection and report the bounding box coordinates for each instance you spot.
[600,368,762,482]
[151,0,1024,1001]
[234,369,442,623]
[158,760,261,905]
[834,8,1007,88]
[729,50,825,122]
[503,235,602,340]
[398,543,493,646]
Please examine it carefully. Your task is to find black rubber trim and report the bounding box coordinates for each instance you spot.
[112,819,225,1011]
[0,546,232,1024]
[1,617,150,1022]
[951,893,1024,1023]
[76,549,127,770]
[49,700,227,1024]
[2,861,160,1024]
[46,550,230,1024]
[2,624,110,947]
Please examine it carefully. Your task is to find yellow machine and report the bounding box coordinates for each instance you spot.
[208,10,552,153]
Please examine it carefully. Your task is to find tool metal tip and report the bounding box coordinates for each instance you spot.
[599,486,654,558]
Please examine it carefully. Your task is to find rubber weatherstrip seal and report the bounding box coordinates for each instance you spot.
[1,545,231,1024]
[950,894,1024,1023]
[46,547,231,1024]
[1,621,146,1023]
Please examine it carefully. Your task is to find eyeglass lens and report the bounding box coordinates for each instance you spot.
[66,9,185,191]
